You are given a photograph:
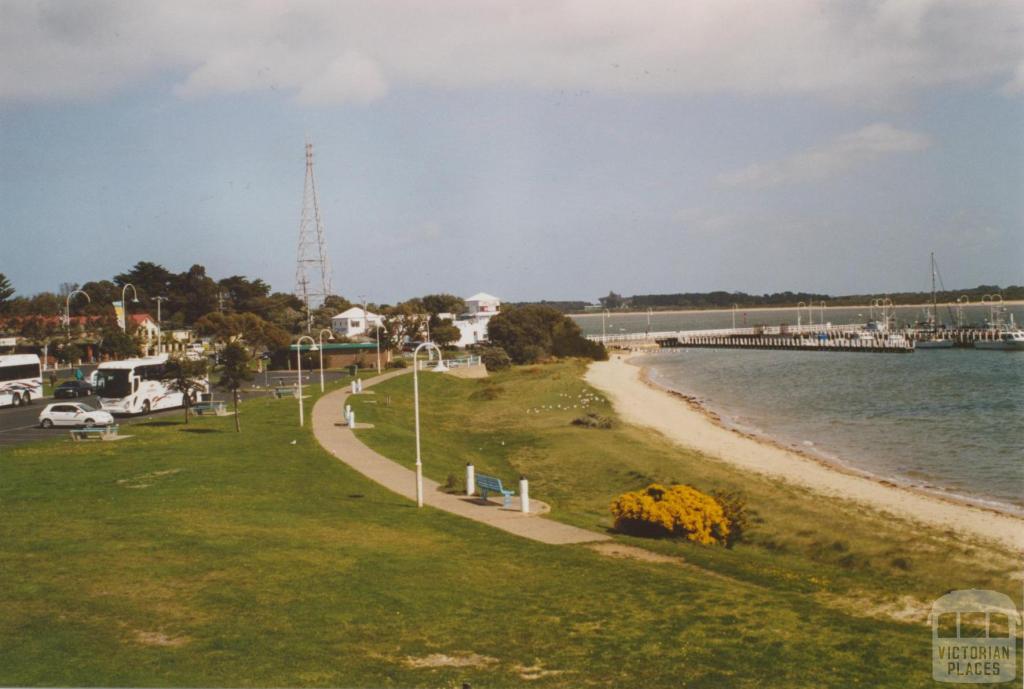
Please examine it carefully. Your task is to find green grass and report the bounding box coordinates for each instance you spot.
[0,364,1018,687]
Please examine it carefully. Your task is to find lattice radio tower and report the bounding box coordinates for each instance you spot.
[294,142,333,331]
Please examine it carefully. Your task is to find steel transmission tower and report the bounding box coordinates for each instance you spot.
[294,142,333,330]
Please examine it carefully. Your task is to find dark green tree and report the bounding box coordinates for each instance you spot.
[161,356,210,424]
[429,320,461,348]
[217,342,253,432]
[0,273,14,313]
[421,294,465,317]
[115,261,175,302]
[487,305,607,364]
[97,326,140,359]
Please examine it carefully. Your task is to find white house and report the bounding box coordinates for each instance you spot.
[466,292,501,316]
[331,307,383,338]
[451,292,501,347]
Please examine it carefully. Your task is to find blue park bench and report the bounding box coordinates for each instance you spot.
[69,425,120,441]
[475,474,516,508]
[274,387,295,399]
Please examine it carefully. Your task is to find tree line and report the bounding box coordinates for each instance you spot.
[597,285,1024,311]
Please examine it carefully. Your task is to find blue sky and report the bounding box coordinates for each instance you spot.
[1,1,1022,303]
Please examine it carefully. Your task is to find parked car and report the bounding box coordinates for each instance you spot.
[53,380,94,398]
[38,402,115,429]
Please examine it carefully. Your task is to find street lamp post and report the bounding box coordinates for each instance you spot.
[732,303,738,330]
[796,301,805,330]
[154,296,168,353]
[602,309,610,341]
[412,341,444,508]
[375,321,382,373]
[64,289,91,340]
[956,295,969,328]
[295,335,318,426]
[120,283,140,333]
[317,328,333,392]
[646,308,653,337]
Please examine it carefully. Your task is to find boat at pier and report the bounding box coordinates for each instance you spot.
[974,316,1024,351]
[915,253,954,349]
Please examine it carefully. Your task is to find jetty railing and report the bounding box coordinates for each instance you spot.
[587,323,864,345]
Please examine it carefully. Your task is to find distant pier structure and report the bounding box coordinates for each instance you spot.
[588,323,1016,354]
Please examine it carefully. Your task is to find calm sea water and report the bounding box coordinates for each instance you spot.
[572,306,1024,511]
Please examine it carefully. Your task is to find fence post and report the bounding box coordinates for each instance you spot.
[466,463,475,496]
[519,477,530,513]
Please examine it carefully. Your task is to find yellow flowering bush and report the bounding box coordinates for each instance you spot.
[610,484,730,545]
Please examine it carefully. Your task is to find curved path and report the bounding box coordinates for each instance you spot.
[312,371,609,545]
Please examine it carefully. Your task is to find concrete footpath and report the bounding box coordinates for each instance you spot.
[312,370,609,545]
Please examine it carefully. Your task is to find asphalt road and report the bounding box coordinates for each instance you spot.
[0,368,358,449]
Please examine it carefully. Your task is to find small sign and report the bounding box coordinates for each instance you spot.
[0,337,17,347]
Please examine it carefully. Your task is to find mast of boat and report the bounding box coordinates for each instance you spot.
[930,252,938,328]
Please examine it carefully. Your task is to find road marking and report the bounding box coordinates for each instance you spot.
[0,424,39,434]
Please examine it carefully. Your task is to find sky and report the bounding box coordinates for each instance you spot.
[1,0,1022,304]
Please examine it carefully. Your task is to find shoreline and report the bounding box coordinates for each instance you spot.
[570,300,1024,318]
[641,365,1024,517]
[585,355,1024,552]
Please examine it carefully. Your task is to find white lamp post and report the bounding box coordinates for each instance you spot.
[732,303,738,330]
[121,283,140,333]
[295,335,317,426]
[602,309,610,341]
[956,295,969,328]
[317,328,333,392]
[64,289,91,338]
[154,296,168,353]
[375,319,382,373]
[412,341,444,508]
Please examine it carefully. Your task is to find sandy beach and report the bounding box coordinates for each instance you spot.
[586,355,1024,552]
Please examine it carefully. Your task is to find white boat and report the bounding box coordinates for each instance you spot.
[916,252,955,349]
[916,337,954,349]
[974,318,1024,351]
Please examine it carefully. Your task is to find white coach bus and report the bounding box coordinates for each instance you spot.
[95,354,208,415]
[0,354,42,407]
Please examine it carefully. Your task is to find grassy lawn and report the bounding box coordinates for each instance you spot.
[0,363,1017,687]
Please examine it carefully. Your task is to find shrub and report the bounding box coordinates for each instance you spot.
[610,484,730,545]
[469,384,503,401]
[710,489,750,548]
[571,412,613,429]
[388,358,408,369]
[478,346,512,371]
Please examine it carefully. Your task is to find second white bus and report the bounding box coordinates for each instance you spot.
[95,354,208,415]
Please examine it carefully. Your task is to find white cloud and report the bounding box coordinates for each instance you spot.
[1,0,1022,106]
[717,123,932,188]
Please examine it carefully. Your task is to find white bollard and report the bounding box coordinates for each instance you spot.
[466,463,475,496]
[348,410,355,427]
[519,477,530,513]
[357,378,363,393]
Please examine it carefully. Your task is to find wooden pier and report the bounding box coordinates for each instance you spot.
[655,334,914,353]
[590,324,1012,354]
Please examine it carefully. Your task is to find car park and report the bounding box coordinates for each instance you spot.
[54,380,94,399]
[38,402,115,428]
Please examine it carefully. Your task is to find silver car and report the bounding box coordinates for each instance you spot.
[38,402,115,429]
